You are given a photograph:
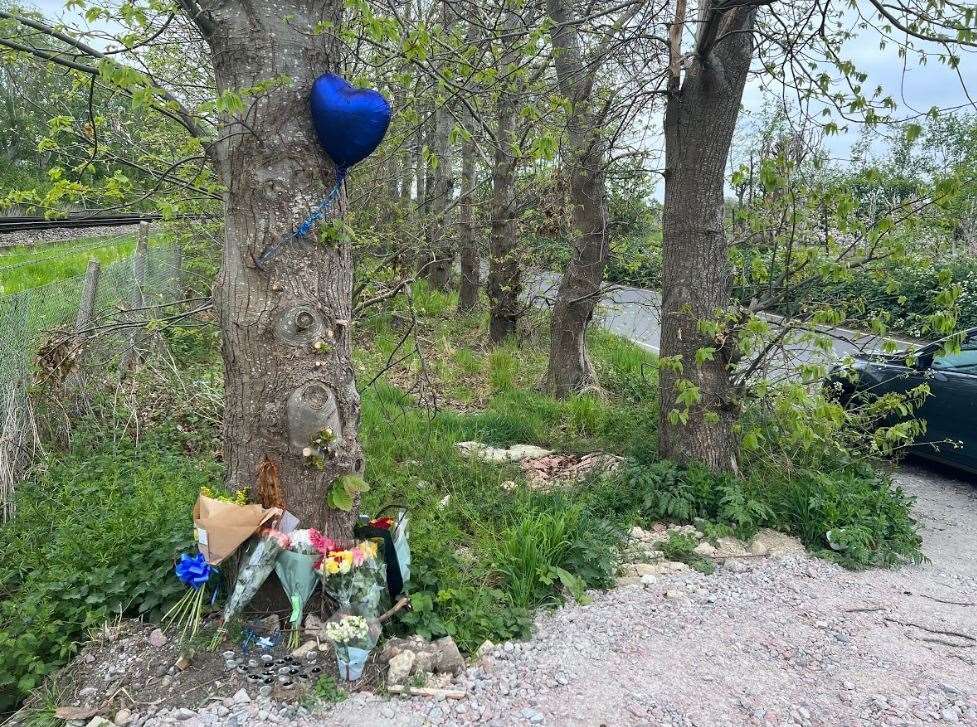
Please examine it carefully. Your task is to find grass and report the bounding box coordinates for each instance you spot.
[303,676,347,706]
[0,233,137,295]
[0,278,923,715]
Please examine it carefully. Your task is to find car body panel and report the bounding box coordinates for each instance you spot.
[830,327,977,476]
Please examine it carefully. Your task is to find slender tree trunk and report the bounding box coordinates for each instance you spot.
[658,3,756,473]
[540,0,610,397]
[487,13,521,343]
[400,137,413,202]
[487,94,520,342]
[457,133,479,313]
[426,0,457,291]
[416,105,433,277]
[202,1,363,534]
[386,114,401,210]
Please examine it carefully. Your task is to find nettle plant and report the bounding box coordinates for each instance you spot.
[661,135,964,470]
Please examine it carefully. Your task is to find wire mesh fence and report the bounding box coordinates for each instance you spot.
[0,236,183,520]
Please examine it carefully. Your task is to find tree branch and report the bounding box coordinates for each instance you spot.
[0,10,208,139]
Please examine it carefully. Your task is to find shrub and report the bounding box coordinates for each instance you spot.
[773,254,977,337]
[657,532,715,575]
[763,465,922,568]
[0,430,220,713]
[492,503,590,609]
[614,458,921,569]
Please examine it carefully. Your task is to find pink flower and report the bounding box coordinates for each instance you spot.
[309,528,338,555]
[351,546,366,566]
[261,528,291,549]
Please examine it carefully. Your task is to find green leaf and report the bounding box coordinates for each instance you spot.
[336,474,370,495]
[326,486,353,512]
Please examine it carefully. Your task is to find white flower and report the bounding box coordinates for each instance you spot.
[289,529,316,554]
[324,615,369,644]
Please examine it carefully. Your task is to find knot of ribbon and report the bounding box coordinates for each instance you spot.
[175,552,212,590]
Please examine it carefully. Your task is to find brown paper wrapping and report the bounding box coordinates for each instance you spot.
[192,494,282,564]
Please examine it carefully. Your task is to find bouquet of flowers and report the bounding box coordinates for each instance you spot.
[316,539,387,617]
[162,553,215,640]
[324,613,379,681]
[355,508,411,598]
[275,528,326,648]
[223,528,290,622]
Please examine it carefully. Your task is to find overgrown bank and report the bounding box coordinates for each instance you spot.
[0,285,921,714]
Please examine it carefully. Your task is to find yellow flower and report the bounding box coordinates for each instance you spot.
[324,558,340,575]
[362,540,378,559]
[338,550,353,574]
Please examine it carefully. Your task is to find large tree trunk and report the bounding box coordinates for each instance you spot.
[203,0,363,535]
[658,3,756,473]
[540,0,610,397]
[487,93,520,343]
[457,133,479,313]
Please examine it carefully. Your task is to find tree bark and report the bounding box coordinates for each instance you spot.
[487,13,521,344]
[487,92,520,342]
[415,103,433,277]
[540,0,610,397]
[425,1,457,291]
[658,3,756,473]
[200,0,364,535]
[457,133,479,313]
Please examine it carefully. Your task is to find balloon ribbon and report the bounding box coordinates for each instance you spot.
[255,168,347,269]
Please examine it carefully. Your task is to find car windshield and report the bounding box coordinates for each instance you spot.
[931,331,977,373]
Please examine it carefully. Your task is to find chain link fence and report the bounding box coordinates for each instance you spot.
[0,231,183,519]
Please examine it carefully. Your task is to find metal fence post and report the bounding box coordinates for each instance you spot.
[121,222,149,370]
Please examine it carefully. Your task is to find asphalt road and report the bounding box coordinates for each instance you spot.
[524,271,918,364]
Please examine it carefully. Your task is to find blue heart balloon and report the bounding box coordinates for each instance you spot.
[310,73,391,171]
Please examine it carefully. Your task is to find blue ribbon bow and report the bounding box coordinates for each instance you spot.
[175,552,212,590]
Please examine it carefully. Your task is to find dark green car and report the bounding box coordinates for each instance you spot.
[829,327,977,475]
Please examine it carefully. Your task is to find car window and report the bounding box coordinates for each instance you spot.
[932,333,977,374]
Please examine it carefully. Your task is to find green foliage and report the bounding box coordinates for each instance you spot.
[0,429,220,712]
[763,466,922,568]
[616,457,921,570]
[656,531,696,560]
[788,254,977,336]
[656,532,715,575]
[492,503,591,609]
[326,474,370,512]
[304,676,347,706]
[359,379,635,651]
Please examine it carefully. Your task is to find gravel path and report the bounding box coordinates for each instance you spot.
[143,462,977,727]
[0,223,140,249]
[193,461,975,727]
[52,460,975,727]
